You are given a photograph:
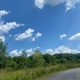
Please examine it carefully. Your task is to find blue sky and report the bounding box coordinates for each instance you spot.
[0,0,80,56]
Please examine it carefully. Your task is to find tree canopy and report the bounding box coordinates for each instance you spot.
[0,39,80,70]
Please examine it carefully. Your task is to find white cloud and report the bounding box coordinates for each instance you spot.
[31,32,42,41]
[15,28,34,40]
[0,35,5,42]
[10,49,32,56]
[36,32,42,38]
[36,47,40,48]
[35,0,45,9]
[35,0,80,11]
[34,47,40,50]
[0,10,24,36]
[14,33,20,37]
[69,33,80,40]
[0,21,24,35]
[60,34,67,39]
[0,10,24,44]
[0,10,10,19]
[26,48,33,53]
[46,49,53,53]
[10,49,23,56]
[53,46,80,54]
[31,37,36,41]
[15,29,42,41]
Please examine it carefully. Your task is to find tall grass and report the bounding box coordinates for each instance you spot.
[0,63,80,80]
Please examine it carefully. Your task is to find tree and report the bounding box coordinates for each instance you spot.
[0,39,8,56]
[43,54,54,66]
[0,39,8,69]
[32,50,45,67]
[21,50,27,58]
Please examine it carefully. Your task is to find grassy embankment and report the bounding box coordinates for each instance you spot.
[0,63,80,80]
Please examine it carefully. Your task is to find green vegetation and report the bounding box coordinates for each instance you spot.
[0,39,80,80]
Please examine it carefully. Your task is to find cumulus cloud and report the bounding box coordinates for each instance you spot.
[0,10,10,19]
[15,30,42,41]
[46,49,53,53]
[35,0,80,11]
[10,49,23,56]
[14,33,20,37]
[53,46,80,54]
[35,0,45,9]
[35,32,42,38]
[34,47,40,50]
[10,49,33,56]
[60,34,67,39]
[31,32,42,41]
[31,37,36,41]
[0,11,42,42]
[15,28,34,40]
[0,35,5,42]
[0,21,24,35]
[10,47,40,56]
[26,48,33,53]
[69,33,80,40]
[36,47,40,48]
[0,10,24,42]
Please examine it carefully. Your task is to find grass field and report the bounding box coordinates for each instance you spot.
[0,63,80,80]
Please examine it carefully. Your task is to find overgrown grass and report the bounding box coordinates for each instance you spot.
[0,63,80,80]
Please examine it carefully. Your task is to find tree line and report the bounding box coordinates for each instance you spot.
[0,39,80,70]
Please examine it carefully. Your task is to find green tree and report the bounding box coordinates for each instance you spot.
[0,39,8,56]
[43,54,54,66]
[0,39,8,69]
[21,50,27,58]
[32,50,45,67]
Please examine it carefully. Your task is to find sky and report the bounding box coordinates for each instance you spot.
[0,0,80,56]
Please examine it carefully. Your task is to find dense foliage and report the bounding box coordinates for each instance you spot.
[0,39,80,70]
